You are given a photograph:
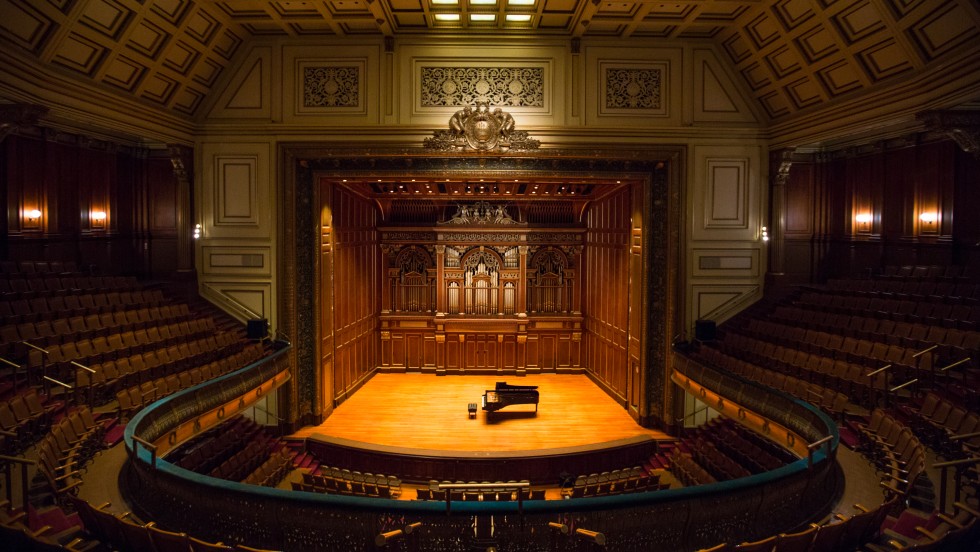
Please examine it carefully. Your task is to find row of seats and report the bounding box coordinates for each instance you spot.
[688,437,752,481]
[173,417,266,474]
[769,306,980,359]
[562,467,664,498]
[0,389,59,455]
[2,304,194,352]
[852,408,930,501]
[897,392,980,459]
[728,323,934,374]
[695,345,852,419]
[865,500,979,551]
[34,407,107,504]
[874,265,971,281]
[67,496,278,552]
[297,471,401,499]
[0,275,139,299]
[702,419,790,474]
[210,439,281,482]
[0,260,83,275]
[669,449,715,486]
[28,318,218,371]
[823,278,980,303]
[0,289,167,326]
[88,333,246,410]
[715,332,884,406]
[795,291,980,331]
[115,365,219,421]
[242,449,292,488]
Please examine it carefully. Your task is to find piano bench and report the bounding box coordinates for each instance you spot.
[468,403,477,418]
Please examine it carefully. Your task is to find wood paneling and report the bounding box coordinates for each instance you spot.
[777,139,979,282]
[325,185,380,403]
[1,132,169,275]
[583,186,631,399]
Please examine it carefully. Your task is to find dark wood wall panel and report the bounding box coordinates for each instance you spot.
[778,139,980,283]
[328,186,380,403]
[2,132,172,275]
[583,187,631,399]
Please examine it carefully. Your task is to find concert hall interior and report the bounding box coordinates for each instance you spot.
[2,1,980,551]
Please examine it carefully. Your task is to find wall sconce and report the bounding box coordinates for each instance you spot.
[919,211,939,233]
[91,211,107,228]
[24,209,42,226]
[193,223,202,239]
[760,226,769,242]
[855,213,873,233]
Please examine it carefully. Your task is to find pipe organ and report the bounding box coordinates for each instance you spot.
[379,202,583,374]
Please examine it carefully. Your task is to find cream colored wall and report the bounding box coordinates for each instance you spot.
[194,36,768,338]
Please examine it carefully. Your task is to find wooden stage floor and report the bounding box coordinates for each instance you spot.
[289,374,667,452]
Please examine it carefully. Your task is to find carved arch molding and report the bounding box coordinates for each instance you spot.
[280,148,682,429]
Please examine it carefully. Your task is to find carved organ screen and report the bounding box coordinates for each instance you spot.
[528,247,571,314]
[377,201,591,374]
[390,246,434,313]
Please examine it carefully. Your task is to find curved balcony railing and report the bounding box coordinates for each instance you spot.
[123,344,839,552]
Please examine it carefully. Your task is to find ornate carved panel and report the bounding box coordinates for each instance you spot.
[420,66,544,108]
[298,61,364,113]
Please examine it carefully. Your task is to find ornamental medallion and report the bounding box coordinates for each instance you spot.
[424,102,539,152]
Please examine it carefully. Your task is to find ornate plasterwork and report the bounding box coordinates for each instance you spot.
[601,63,668,116]
[918,110,980,159]
[0,103,47,143]
[424,103,539,152]
[437,232,523,243]
[420,67,544,108]
[439,201,523,225]
[302,65,360,108]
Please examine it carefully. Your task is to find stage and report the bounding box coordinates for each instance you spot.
[290,373,667,451]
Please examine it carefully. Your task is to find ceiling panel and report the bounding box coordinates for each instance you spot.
[0,0,976,125]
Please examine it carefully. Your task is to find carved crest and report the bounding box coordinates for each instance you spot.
[424,102,539,152]
[439,201,525,226]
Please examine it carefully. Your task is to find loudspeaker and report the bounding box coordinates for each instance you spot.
[246,318,268,340]
[695,319,716,342]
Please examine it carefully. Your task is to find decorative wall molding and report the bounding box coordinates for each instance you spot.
[420,66,544,108]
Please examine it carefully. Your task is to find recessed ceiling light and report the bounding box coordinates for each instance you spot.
[507,0,534,4]
[432,0,458,4]
[471,0,496,4]
[434,13,460,21]
[505,14,532,21]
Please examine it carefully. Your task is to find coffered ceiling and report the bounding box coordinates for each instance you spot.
[1,0,978,123]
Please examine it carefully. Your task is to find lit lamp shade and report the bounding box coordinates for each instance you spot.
[918,211,939,234]
[91,211,107,226]
[855,213,873,232]
[24,209,42,227]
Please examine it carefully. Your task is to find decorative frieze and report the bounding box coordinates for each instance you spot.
[439,201,523,225]
[420,66,544,108]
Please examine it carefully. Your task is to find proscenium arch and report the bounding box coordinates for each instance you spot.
[279,145,685,434]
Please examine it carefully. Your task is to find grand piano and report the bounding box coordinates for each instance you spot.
[482,382,539,413]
